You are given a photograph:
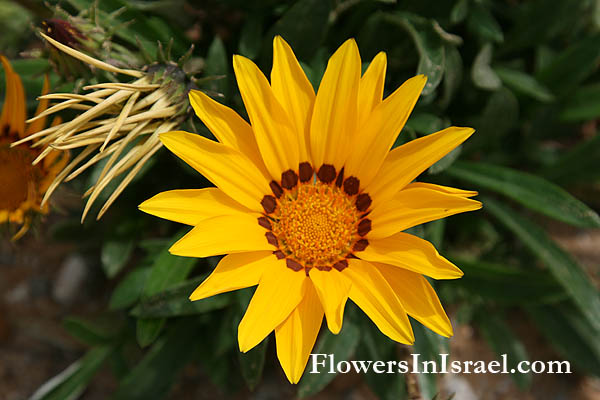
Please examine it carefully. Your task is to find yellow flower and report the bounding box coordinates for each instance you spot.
[0,56,68,239]
[140,37,481,383]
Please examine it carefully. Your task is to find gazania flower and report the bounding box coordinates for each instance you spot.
[0,56,68,239]
[140,37,481,383]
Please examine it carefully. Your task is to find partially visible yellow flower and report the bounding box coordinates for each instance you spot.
[140,37,482,383]
[0,56,68,239]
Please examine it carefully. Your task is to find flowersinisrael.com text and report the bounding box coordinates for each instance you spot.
[309,354,572,375]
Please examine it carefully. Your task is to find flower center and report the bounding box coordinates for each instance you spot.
[0,143,38,211]
[259,163,372,273]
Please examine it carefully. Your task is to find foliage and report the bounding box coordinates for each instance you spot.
[2,0,600,398]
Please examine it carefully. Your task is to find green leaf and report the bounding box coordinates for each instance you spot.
[494,66,555,103]
[467,3,504,43]
[267,0,331,61]
[136,318,165,348]
[239,14,264,59]
[544,134,600,183]
[405,113,445,134]
[452,258,565,304]
[428,146,461,175]
[450,0,469,24]
[63,315,123,346]
[560,83,600,121]
[387,14,445,96]
[204,36,229,95]
[30,346,112,400]
[536,33,600,94]
[471,44,501,90]
[440,45,463,108]
[239,337,268,390]
[114,321,199,400]
[412,323,448,399]
[101,240,134,278]
[297,320,361,397]
[109,267,151,310]
[472,88,518,149]
[131,291,229,317]
[477,314,531,389]
[447,161,600,228]
[526,304,600,377]
[483,197,600,332]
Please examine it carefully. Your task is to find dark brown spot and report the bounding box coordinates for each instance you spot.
[299,162,313,182]
[317,164,336,183]
[269,181,283,198]
[332,259,348,271]
[357,219,371,236]
[265,232,279,247]
[343,177,360,196]
[356,193,372,212]
[347,253,359,259]
[316,265,332,271]
[261,195,277,213]
[257,216,272,230]
[335,167,344,188]
[286,258,304,271]
[281,169,298,190]
[305,267,312,276]
[353,239,369,252]
[273,250,285,259]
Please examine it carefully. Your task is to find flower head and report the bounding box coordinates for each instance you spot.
[140,37,481,383]
[0,56,68,239]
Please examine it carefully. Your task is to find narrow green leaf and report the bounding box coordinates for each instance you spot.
[30,346,112,400]
[494,66,555,102]
[101,240,134,278]
[428,146,461,175]
[450,0,469,24]
[440,45,463,108]
[537,34,600,94]
[63,315,123,346]
[477,314,531,389]
[239,337,268,390]
[109,267,151,310]
[412,323,448,398]
[544,134,600,183]
[297,320,361,397]
[239,14,264,59]
[483,197,600,332]
[472,44,501,90]
[115,321,199,400]
[447,161,600,228]
[131,292,229,317]
[526,304,600,377]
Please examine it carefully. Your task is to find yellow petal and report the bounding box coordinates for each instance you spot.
[169,214,273,257]
[160,130,270,212]
[309,39,360,169]
[366,126,475,207]
[358,232,463,279]
[309,267,351,334]
[26,74,51,135]
[345,75,427,187]
[233,55,299,179]
[375,262,453,337]
[189,251,273,300]
[0,55,25,137]
[271,36,315,162]
[369,186,482,239]
[238,260,307,352]
[275,282,323,384]
[188,89,268,177]
[405,182,478,197]
[139,188,250,226]
[357,52,387,129]
[343,258,414,344]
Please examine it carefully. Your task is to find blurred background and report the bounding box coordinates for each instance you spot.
[1,0,600,399]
